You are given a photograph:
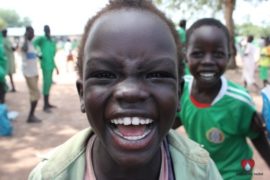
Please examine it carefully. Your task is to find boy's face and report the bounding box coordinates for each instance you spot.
[78,10,178,165]
[44,26,50,36]
[27,29,34,40]
[186,25,229,87]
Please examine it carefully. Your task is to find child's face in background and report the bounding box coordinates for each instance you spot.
[27,29,34,41]
[186,25,229,87]
[79,9,178,166]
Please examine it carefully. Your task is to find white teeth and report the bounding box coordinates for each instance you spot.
[200,73,215,78]
[200,72,215,80]
[113,128,151,141]
[131,117,140,125]
[111,117,153,126]
[123,117,131,125]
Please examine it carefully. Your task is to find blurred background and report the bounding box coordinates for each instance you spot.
[0,0,270,179]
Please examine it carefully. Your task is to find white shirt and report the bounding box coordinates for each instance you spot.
[21,40,39,77]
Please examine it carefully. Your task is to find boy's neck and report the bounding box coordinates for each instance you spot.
[92,138,161,180]
[191,78,222,104]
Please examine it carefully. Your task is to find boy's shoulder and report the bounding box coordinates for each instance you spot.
[225,78,254,106]
[28,128,93,180]
[168,130,210,164]
[168,130,222,179]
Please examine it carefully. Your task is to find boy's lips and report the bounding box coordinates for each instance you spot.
[199,72,216,81]
[108,116,156,150]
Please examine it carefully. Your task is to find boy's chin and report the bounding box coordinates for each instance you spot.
[104,123,161,163]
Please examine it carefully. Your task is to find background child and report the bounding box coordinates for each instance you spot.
[28,1,221,179]
[21,26,41,123]
[2,29,17,92]
[242,35,260,90]
[33,25,57,113]
[258,37,270,87]
[174,18,270,180]
[177,19,187,45]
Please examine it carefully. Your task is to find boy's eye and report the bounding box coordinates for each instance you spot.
[89,71,116,79]
[146,71,174,79]
[213,51,226,58]
[190,51,204,58]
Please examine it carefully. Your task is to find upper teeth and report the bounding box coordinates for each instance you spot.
[200,73,215,78]
[111,117,153,125]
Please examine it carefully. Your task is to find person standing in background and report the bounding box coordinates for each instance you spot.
[242,35,260,90]
[177,19,190,75]
[34,25,58,113]
[177,19,187,45]
[21,26,41,123]
[258,37,270,87]
[0,29,7,103]
[2,29,17,92]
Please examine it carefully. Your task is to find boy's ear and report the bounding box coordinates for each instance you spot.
[76,79,85,113]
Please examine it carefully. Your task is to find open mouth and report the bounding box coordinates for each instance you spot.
[199,72,216,81]
[110,117,154,141]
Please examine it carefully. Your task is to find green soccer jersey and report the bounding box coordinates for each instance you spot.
[178,75,258,180]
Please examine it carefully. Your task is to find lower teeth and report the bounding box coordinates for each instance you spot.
[113,128,151,141]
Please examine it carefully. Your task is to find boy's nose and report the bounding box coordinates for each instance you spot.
[202,54,214,64]
[114,79,148,103]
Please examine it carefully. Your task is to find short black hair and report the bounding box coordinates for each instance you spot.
[247,35,254,43]
[179,19,186,29]
[25,26,33,34]
[2,29,7,37]
[186,18,230,53]
[77,0,184,81]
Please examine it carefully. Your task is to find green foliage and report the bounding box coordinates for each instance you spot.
[0,9,31,27]
[154,0,223,12]
[0,17,7,30]
[235,23,270,37]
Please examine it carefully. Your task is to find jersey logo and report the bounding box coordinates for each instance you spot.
[206,128,224,144]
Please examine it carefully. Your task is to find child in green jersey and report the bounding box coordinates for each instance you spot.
[174,18,270,180]
[28,1,222,180]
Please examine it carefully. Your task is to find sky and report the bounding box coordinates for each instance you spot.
[1,0,270,35]
[0,0,108,35]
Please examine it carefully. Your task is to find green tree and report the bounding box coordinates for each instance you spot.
[154,0,266,68]
[236,23,270,37]
[0,17,7,30]
[0,9,31,27]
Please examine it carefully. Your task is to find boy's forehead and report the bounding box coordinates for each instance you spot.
[88,9,172,42]
[84,9,177,61]
[95,9,160,26]
[193,25,226,38]
[191,26,226,42]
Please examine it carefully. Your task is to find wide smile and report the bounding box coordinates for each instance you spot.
[108,116,156,150]
[199,72,216,81]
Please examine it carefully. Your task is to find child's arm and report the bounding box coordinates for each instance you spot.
[250,112,270,167]
[21,40,28,52]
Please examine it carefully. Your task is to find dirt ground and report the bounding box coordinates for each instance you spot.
[0,52,269,179]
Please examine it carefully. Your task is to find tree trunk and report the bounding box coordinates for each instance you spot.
[223,0,237,69]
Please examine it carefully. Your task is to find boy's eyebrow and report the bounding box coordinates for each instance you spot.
[142,58,176,68]
[86,57,123,69]
[86,56,177,70]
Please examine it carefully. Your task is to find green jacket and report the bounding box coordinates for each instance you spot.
[28,128,222,180]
